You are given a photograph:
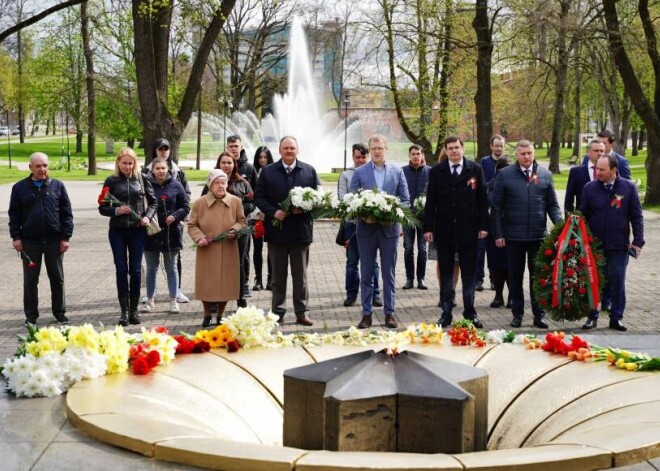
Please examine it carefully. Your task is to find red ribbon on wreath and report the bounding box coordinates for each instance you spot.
[577,216,600,309]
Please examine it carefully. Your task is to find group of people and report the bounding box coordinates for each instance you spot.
[8,130,644,332]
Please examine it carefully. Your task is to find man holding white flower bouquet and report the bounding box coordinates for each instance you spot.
[349,134,410,329]
[254,136,321,326]
[423,136,489,329]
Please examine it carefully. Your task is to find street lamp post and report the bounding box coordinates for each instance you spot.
[343,89,350,171]
[223,98,233,150]
[6,109,11,169]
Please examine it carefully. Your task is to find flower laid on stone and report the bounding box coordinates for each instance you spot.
[533,213,605,322]
[412,193,426,217]
[338,188,418,228]
[272,186,335,228]
[541,331,589,356]
[195,325,238,350]
[593,347,660,372]
[447,319,486,347]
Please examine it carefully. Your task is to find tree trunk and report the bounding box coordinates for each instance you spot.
[572,78,581,157]
[602,0,660,203]
[472,0,493,161]
[632,129,639,156]
[81,1,96,175]
[127,137,135,148]
[639,128,645,150]
[619,94,632,154]
[76,131,83,154]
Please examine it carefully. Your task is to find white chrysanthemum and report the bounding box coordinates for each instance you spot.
[486,329,508,344]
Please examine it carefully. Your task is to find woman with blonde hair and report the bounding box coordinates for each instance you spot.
[189,170,247,327]
[99,148,158,326]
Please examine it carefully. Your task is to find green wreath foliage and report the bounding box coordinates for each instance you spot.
[533,212,607,322]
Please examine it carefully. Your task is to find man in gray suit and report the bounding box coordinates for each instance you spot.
[350,134,410,329]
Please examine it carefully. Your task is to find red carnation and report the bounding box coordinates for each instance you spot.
[566,268,576,277]
[562,254,567,261]
[28,261,37,268]
[97,186,110,205]
[193,340,211,353]
[544,249,553,256]
[579,257,587,265]
[132,357,151,375]
[160,194,168,201]
[146,350,161,367]
[154,326,169,334]
[579,287,586,295]
[569,239,577,246]
[226,339,240,353]
[175,336,195,354]
[540,279,548,287]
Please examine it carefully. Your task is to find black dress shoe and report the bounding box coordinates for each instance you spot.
[510,317,522,328]
[237,298,248,308]
[469,317,484,329]
[372,297,383,307]
[533,317,549,329]
[252,281,263,291]
[475,282,484,292]
[609,319,628,331]
[417,280,428,290]
[490,297,504,308]
[357,315,372,329]
[403,279,414,289]
[582,318,598,330]
[384,315,398,328]
[438,314,452,328]
[344,298,356,307]
[202,316,212,328]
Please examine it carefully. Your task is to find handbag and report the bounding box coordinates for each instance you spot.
[335,220,345,246]
[140,175,162,236]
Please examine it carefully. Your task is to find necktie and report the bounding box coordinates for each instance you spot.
[451,164,459,176]
[286,166,292,175]
[592,166,597,181]
[524,169,530,181]
[605,183,613,192]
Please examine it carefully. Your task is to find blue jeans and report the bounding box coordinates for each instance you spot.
[345,222,380,301]
[507,240,544,319]
[403,226,427,281]
[144,251,179,299]
[589,249,628,321]
[108,226,146,299]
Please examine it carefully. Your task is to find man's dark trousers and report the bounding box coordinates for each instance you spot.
[438,242,477,318]
[507,240,544,319]
[23,240,65,321]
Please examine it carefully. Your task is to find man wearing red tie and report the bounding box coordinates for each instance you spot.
[564,139,605,214]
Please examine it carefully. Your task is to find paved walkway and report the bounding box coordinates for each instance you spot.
[1,180,659,469]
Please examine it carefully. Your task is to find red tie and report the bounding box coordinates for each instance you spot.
[592,166,597,181]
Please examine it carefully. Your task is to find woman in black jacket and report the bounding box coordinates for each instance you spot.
[143,158,190,315]
[99,148,158,326]
[202,151,255,307]
[251,146,274,290]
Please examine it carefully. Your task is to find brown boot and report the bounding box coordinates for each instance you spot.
[384,314,398,328]
[295,312,313,326]
[357,315,372,329]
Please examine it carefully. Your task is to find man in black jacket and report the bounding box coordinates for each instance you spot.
[8,152,74,326]
[227,134,258,297]
[423,137,488,328]
[492,140,563,329]
[255,136,320,326]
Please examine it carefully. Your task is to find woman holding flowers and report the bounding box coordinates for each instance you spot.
[99,148,158,326]
[251,146,274,291]
[189,170,247,327]
[203,151,255,308]
[143,158,190,315]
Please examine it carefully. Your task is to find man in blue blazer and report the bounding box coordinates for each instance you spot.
[254,136,320,326]
[350,134,410,329]
[565,139,605,214]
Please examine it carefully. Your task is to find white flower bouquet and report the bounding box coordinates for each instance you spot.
[412,193,426,217]
[339,188,419,228]
[272,186,336,228]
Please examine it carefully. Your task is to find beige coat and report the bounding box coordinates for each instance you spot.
[188,193,247,302]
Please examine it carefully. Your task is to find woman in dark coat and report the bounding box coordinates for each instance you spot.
[251,146,274,290]
[486,156,511,308]
[99,148,158,326]
[143,158,190,314]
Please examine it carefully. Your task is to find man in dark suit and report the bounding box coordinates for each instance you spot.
[565,139,605,214]
[350,134,410,329]
[581,130,631,179]
[254,136,320,326]
[423,136,488,328]
[492,140,563,329]
[580,154,644,331]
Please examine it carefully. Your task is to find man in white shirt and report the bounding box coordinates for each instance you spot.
[564,139,605,214]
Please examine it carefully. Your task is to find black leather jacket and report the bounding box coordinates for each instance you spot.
[99,174,158,228]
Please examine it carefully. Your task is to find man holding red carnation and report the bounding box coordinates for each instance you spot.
[579,154,644,331]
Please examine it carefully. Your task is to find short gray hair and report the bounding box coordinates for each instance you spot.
[29,152,49,164]
[516,139,533,150]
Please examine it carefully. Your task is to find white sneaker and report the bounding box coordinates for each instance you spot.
[141,299,155,312]
[169,301,180,313]
[176,291,189,303]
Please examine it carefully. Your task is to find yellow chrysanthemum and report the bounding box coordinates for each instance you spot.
[67,324,101,353]
[33,327,68,355]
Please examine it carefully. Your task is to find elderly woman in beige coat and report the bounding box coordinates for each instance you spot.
[188,170,247,327]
